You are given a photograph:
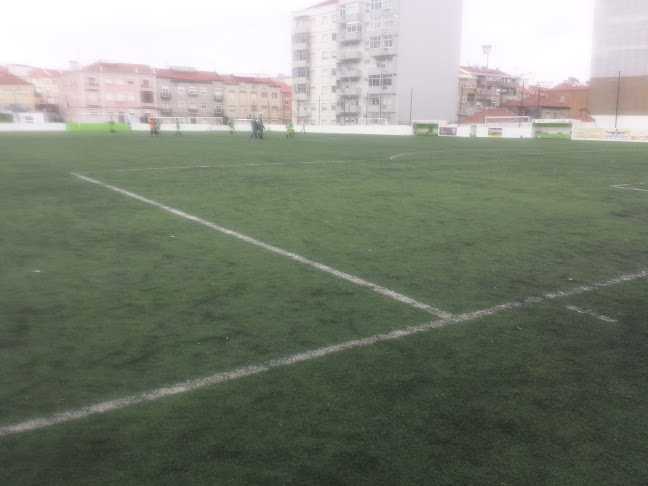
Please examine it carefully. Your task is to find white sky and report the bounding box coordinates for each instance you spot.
[1,0,594,86]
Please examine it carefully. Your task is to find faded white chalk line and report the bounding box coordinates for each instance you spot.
[565,305,618,323]
[70,172,451,319]
[2,268,646,437]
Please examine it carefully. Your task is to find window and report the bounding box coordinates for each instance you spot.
[322,51,328,60]
[141,91,154,103]
[188,87,197,95]
[88,77,97,86]
[369,75,381,86]
[178,87,185,94]
[201,104,207,110]
[560,96,566,103]
[215,105,223,113]
[370,0,382,9]
[331,86,336,93]
[339,4,346,16]
[383,34,394,48]
[293,33,308,44]
[142,79,150,87]
[200,87,207,94]
[295,84,309,94]
[294,50,310,61]
[332,33,337,41]
[293,66,309,78]
[347,22,361,33]
[127,79,134,85]
[272,92,278,98]
[370,36,382,49]
[332,68,337,76]
[161,87,170,98]
[262,92,268,98]
[381,74,393,86]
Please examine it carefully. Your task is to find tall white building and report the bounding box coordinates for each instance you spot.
[589,0,648,125]
[291,0,463,126]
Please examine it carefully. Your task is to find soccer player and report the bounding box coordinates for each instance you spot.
[149,118,155,136]
[250,118,258,139]
[175,120,181,136]
[229,120,235,136]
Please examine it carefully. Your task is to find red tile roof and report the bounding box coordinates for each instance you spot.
[155,68,221,82]
[26,67,62,78]
[458,108,517,124]
[551,82,589,91]
[83,62,154,75]
[570,113,596,122]
[0,72,32,85]
[504,94,567,109]
[460,66,515,77]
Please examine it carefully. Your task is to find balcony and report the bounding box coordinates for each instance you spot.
[214,93,224,101]
[367,85,396,95]
[338,68,362,79]
[341,87,362,98]
[369,46,397,58]
[340,32,362,43]
[338,105,361,115]
[338,12,363,24]
[339,50,363,61]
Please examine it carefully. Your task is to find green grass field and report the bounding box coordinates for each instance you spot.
[1,131,647,485]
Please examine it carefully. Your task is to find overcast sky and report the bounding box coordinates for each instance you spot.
[1,0,594,86]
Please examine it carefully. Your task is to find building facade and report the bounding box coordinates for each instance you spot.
[155,67,224,119]
[292,0,463,126]
[222,75,282,123]
[58,62,158,123]
[7,65,61,116]
[589,0,648,125]
[0,71,35,113]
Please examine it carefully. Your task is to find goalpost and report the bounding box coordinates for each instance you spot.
[76,112,118,127]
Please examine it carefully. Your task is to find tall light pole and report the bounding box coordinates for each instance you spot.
[482,45,492,108]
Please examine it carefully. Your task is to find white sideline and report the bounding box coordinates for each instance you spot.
[70,173,452,319]
[2,268,646,437]
[565,305,618,323]
[611,182,648,192]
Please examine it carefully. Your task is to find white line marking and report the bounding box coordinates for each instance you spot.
[389,152,424,160]
[565,305,618,323]
[612,182,648,192]
[2,268,645,437]
[79,160,368,174]
[70,172,451,319]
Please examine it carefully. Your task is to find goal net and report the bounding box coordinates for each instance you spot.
[358,117,387,126]
[484,116,531,127]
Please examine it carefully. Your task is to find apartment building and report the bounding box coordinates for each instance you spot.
[292,0,463,126]
[155,67,224,119]
[222,75,282,123]
[589,0,648,125]
[7,65,61,115]
[457,66,520,119]
[0,71,35,112]
[58,61,158,123]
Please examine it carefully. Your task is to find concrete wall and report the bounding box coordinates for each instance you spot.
[0,123,66,131]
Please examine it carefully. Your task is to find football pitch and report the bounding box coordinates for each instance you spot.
[1,131,647,484]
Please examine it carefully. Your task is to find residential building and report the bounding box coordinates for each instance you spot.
[292,0,463,126]
[589,0,648,126]
[504,93,571,120]
[222,75,282,123]
[457,66,520,118]
[549,82,589,119]
[154,67,224,119]
[7,65,62,116]
[275,81,293,123]
[0,71,35,112]
[58,61,158,123]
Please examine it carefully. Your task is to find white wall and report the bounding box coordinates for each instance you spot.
[0,123,66,132]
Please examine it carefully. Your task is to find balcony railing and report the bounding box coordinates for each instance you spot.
[338,69,362,79]
[340,32,363,43]
[369,46,397,58]
[338,50,363,61]
[341,87,362,98]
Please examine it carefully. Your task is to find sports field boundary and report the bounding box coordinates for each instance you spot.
[2,268,646,437]
[70,172,453,319]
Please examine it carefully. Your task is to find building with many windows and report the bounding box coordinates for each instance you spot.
[292,0,463,126]
[154,67,224,120]
[58,62,158,124]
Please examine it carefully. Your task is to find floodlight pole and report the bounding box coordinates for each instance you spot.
[409,88,413,126]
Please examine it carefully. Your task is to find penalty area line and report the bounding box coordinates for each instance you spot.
[70,172,451,319]
[2,268,646,437]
